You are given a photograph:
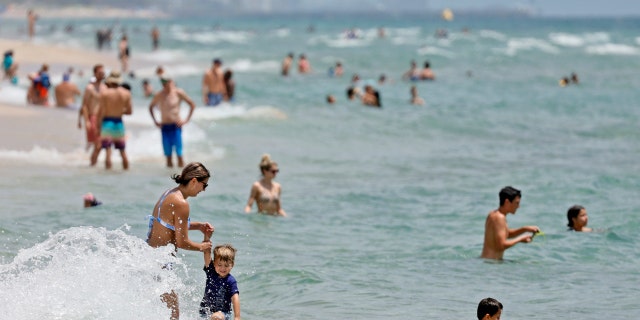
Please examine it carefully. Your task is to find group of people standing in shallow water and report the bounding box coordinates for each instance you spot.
[144,154,285,319]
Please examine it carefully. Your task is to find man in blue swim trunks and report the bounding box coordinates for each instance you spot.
[149,76,196,168]
[202,58,226,107]
[93,71,132,170]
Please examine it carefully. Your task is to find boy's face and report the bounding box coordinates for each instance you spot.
[214,258,233,278]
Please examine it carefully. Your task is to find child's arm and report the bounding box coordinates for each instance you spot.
[231,293,241,320]
[203,233,213,267]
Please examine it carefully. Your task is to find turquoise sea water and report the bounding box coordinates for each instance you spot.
[1,14,640,319]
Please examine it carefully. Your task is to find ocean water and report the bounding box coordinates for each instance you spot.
[1,14,640,319]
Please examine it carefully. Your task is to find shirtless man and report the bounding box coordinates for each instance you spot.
[420,61,436,80]
[149,76,196,168]
[281,52,293,76]
[55,74,81,108]
[93,71,132,170]
[481,186,539,260]
[79,64,107,152]
[151,26,160,50]
[202,58,226,106]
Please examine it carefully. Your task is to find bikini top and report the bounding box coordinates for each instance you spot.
[146,189,190,241]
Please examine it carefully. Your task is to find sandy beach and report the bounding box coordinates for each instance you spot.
[0,38,119,78]
[0,38,119,153]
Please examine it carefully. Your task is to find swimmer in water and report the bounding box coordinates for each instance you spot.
[244,154,287,217]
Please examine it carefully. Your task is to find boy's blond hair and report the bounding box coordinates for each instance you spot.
[213,244,236,264]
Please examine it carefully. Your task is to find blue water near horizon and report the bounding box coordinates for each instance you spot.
[1,14,640,319]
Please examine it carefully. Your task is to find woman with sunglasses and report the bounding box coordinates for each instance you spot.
[147,162,215,320]
[244,154,287,217]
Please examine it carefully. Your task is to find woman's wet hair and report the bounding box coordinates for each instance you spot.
[259,154,277,175]
[172,162,210,185]
[567,205,585,228]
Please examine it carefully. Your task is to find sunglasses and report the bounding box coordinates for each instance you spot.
[199,180,208,190]
[270,169,279,174]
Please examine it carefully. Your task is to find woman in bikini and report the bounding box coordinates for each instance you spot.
[244,154,287,217]
[147,162,215,320]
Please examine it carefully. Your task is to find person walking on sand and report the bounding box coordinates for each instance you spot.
[55,73,81,109]
[202,58,226,107]
[149,76,196,168]
[92,71,132,170]
[79,64,107,152]
[147,162,214,320]
[244,154,287,217]
[480,186,539,260]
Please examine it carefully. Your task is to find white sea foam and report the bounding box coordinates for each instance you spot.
[229,59,280,73]
[416,45,455,58]
[478,29,508,41]
[585,43,639,55]
[549,32,610,47]
[0,226,196,319]
[504,37,560,56]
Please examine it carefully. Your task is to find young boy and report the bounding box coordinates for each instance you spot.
[199,240,240,320]
[477,297,503,320]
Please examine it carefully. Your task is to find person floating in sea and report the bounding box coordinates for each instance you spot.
[245,154,287,217]
[298,53,311,74]
[93,71,132,170]
[419,61,436,80]
[570,72,579,84]
[480,186,539,260]
[149,75,196,168]
[281,52,294,76]
[559,76,570,87]
[410,85,425,106]
[83,192,102,208]
[567,204,592,232]
[402,60,420,82]
[199,243,241,320]
[362,85,381,108]
[202,58,226,107]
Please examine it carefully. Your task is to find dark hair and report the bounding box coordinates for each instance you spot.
[224,69,233,80]
[477,297,503,320]
[346,87,355,99]
[567,205,585,228]
[171,162,210,185]
[93,64,103,74]
[499,186,521,206]
[424,61,431,68]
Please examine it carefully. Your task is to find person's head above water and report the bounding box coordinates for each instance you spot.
[477,297,503,320]
[499,186,521,206]
[567,204,590,231]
